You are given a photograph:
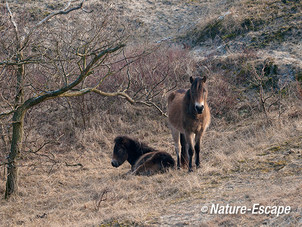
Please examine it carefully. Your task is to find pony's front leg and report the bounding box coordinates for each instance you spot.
[185,132,195,172]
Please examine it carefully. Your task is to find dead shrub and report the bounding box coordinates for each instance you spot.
[208,73,239,122]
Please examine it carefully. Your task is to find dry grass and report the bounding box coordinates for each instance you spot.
[180,0,301,46]
[0,106,301,226]
[1,0,301,226]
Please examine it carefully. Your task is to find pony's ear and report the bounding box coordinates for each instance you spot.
[202,76,207,83]
[114,136,130,146]
[190,76,194,84]
[114,136,124,144]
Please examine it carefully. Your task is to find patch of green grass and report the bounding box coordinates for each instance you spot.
[296,72,302,83]
[256,26,294,48]
[267,160,287,171]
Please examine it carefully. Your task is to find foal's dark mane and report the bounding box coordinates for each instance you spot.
[114,136,156,166]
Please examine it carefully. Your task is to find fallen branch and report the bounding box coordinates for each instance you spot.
[65,162,83,167]
[95,188,110,211]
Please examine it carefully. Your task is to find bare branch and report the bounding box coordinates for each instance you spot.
[36,0,83,27]
[0,110,15,119]
[57,88,92,97]
[5,1,19,46]
[57,87,135,103]
[22,44,125,110]
[92,89,167,117]
[0,66,6,79]
[0,55,79,66]
[20,0,86,51]
[135,101,168,117]
[57,87,167,117]
[95,188,110,211]
[27,141,54,154]
[91,89,135,104]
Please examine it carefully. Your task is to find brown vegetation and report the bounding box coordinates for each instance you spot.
[0,0,301,226]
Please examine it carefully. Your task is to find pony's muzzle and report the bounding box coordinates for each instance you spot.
[195,104,204,114]
[111,159,120,168]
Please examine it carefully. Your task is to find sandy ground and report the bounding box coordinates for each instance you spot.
[108,0,237,42]
[159,174,302,226]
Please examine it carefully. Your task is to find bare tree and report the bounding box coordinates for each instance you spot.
[0,0,135,198]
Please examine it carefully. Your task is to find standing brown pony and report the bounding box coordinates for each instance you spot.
[168,76,211,171]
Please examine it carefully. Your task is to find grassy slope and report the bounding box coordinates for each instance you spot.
[0,0,301,226]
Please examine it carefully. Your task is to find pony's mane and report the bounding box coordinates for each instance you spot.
[184,89,198,118]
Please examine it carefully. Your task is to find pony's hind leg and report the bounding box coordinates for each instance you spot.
[132,157,153,175]
[180,133,188,167]
[171,128,181,169]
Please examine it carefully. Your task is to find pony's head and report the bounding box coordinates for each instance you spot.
[189,76,208,114]
[111,136,129,168]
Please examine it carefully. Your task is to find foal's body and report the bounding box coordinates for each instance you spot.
[132,151,175,175]
[168,76,211,171]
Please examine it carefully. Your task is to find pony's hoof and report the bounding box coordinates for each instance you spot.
[188,168,193,173]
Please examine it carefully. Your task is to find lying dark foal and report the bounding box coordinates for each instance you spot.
[111,136,175,175]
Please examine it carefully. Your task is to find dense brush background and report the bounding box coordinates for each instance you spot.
[0,0,301,226]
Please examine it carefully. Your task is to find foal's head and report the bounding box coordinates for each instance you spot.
[111,136,129,168]
[189,76,208,114]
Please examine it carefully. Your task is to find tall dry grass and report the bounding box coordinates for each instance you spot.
[1,0,301,226]
[0,104,301,226]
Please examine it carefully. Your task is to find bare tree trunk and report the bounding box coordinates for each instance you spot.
[5,34,25,198]
[5,43,25,199]
[14,53,25,108]
[5,108,26,199]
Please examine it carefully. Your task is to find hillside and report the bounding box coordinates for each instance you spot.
[0,0,301,226]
